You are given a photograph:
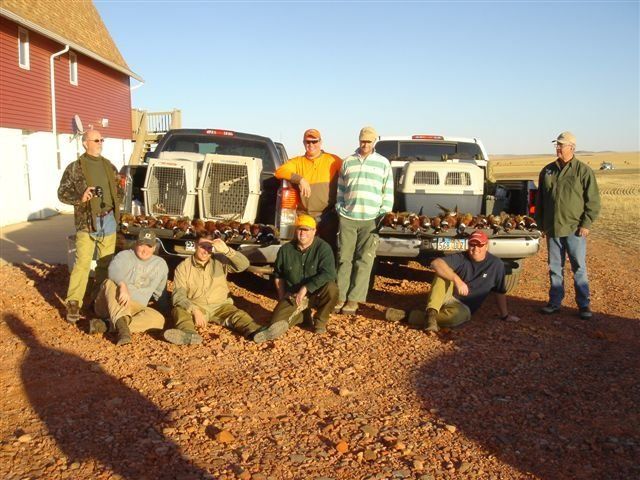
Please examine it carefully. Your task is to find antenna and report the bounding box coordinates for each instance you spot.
[73,114,84,134]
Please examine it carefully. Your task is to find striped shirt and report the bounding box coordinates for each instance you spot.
[336,150,394,221]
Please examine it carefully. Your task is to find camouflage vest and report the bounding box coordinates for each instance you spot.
[57,153,122,232]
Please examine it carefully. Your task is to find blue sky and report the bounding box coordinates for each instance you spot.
[96,1,639,157]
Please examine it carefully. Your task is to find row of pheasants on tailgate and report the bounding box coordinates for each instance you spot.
[120,214,279,243]
[380,205,538,235]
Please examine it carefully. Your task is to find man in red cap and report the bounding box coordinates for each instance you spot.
[386,231,519,331]
[275,129,342,251]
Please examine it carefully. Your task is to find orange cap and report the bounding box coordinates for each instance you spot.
[303,129,321,140]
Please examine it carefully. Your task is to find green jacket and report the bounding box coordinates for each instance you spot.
[274,237,336,294]
[57,153,122,232]
[534,157,600,237]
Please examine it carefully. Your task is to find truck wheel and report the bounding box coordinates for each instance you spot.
[503,260,522,294]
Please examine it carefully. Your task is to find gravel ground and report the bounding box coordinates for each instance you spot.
[1,237,639,480]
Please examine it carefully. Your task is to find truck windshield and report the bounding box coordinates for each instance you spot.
[376,141,484,161]
[162,135,275,172]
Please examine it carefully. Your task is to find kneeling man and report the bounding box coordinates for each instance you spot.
[164,234,283,345]
[266,214,339,340]
[90,229,169,345]
[387,231,519,330]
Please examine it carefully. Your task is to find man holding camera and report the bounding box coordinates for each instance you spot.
[58,129,122,323]
[164,234,284,345]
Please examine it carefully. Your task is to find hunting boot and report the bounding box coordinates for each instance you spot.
[385,308,407,323]
[88,318,108,335]
[425,308,440,332]
[407,310,427,329]
[115,316,132,346]
[66,300,81,323]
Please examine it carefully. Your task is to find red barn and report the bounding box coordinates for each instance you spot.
[0,0,142,226]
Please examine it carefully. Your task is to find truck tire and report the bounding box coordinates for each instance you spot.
[503,260,522,294]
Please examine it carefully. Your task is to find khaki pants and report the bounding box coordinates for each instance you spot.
[94,280,165,332]
[171,301,261,338]
[66,231,116,307]
[270,282,339,330]
[426,276,472,328]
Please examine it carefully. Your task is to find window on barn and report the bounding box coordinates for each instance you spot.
[69,52,78,85]
[18,28,30,70]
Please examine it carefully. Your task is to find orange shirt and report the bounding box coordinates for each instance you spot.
[275,151,342,216]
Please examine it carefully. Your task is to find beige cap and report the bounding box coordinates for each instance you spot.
[553,131,576,146]
[359,126,378,142]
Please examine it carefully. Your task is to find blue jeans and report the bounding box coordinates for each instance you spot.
[547,235,590,308]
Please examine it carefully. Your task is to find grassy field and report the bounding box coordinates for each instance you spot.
[490,151,640,254]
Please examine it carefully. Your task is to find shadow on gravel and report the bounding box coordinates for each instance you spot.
[17,263,69,315]
[230,271,278,321]
[5,313,211,479]
[413,299,640,479]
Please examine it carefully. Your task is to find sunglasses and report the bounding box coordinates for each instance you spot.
[469,242,487,248]
[304,139,320,145]
[360,140,372,144]
[198,243,213,252]
[89,139,105,143]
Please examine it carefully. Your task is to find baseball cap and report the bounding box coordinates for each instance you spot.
[295,214,316,230]
[552,131,576,146]
[359,126,378,142]
[137,229,157,246]
[303,129,321,140]
[468,231,489,246]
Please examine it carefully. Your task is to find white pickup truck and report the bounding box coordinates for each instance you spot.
[372,134,541,292]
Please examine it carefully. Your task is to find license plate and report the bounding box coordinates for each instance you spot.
[436,237,468,251]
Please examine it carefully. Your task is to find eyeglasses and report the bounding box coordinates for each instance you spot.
[89,139,105,143]
[304,140,320,145]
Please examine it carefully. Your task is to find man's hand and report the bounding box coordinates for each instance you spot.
[211,238,230,254]
[192,308,207,328]
[117,282,130,307]
[454,277,469,296]
[81,187,95,203]
[299,178,311,198]
[295,286,308,306]
[577,227,590,237]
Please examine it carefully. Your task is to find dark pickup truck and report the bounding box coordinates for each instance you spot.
[118,129,540,292]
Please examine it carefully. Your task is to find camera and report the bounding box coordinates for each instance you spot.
[94,186,104,198]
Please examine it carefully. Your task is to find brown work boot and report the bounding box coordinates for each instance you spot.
[407,310,427,329]
[115,316,132,346]
[425,308,440,332]
[66,300,81,323]
[341,301,359,315]
[88,318,108,335]
[385,308,407,322]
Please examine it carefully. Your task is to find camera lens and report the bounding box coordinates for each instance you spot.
[94,186,104,198]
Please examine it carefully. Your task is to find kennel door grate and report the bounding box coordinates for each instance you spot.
[147,166,188,216]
